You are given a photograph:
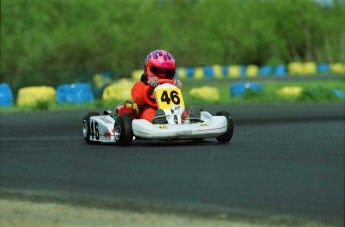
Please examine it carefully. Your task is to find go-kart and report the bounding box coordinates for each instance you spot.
[82,79,233,146]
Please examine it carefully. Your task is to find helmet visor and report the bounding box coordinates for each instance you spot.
[150,66,175,79]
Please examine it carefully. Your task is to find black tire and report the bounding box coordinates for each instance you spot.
[216,111,234,143]
[82,112,100,144]
[114,114,133,146]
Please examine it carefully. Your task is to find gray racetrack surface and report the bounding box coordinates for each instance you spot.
[0,103,344,225]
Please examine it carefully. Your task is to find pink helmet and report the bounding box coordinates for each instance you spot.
[144,50,176,79]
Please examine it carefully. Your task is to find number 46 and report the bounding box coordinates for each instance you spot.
[160,90,180,104]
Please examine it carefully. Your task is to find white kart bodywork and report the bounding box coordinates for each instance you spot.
[132,112,227,140]
[84,82,231,144]
[87,111,227,142]
[87,115,116,143]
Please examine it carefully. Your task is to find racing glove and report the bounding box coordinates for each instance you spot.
[174,79,183,90]
[147,77,159,87]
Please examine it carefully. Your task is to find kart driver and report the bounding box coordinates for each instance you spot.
[131,50,188,123]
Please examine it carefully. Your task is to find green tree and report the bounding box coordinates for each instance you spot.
[1,0,344,92]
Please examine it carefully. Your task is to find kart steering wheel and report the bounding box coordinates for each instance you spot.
[143,79,174,108]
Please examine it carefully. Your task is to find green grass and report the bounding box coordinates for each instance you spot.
[1,77,344,112]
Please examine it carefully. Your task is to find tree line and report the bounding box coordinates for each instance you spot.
[1,0,344,91]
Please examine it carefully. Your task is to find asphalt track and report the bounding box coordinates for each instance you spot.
[0,103,344,225]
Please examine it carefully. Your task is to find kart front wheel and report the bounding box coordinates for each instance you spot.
[216,111,234,143]
[83,112,100,144]
[114,114,133,146]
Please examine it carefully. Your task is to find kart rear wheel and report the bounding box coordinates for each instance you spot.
[83,112,100,144]
[216,111,234,143]
[114,114,133,146]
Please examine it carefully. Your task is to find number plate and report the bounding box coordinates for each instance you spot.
[155,88,185,109]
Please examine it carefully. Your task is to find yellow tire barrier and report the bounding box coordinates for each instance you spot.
[93,73,112,88]
[102,79,135,101]
[189,86,219,101]
[288,62,304,75]
[302,62,317,74]
[194,67,204,80]
[212,65,224,79]
[227,65,241,78]
[131,69,143,81]
[330,63,345,74]
[177,67,187,80]
[289,62,317,75]
[17,86,56,106]
[277,86,302,97]
[246,65,259,77]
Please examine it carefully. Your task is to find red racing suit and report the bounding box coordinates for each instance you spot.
[131,74,188,122]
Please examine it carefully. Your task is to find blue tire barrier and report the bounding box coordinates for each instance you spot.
[230,82,264,97]
[333,89,345,98]
[259,65,272,76]
[203,66,215,78]
[222,66,228,77]
[274,64,287,76]
[0,83,13,107]
[56,83,94,104]
[185,67,195,79]
[318,63,329,73]
[240,65,247,77]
